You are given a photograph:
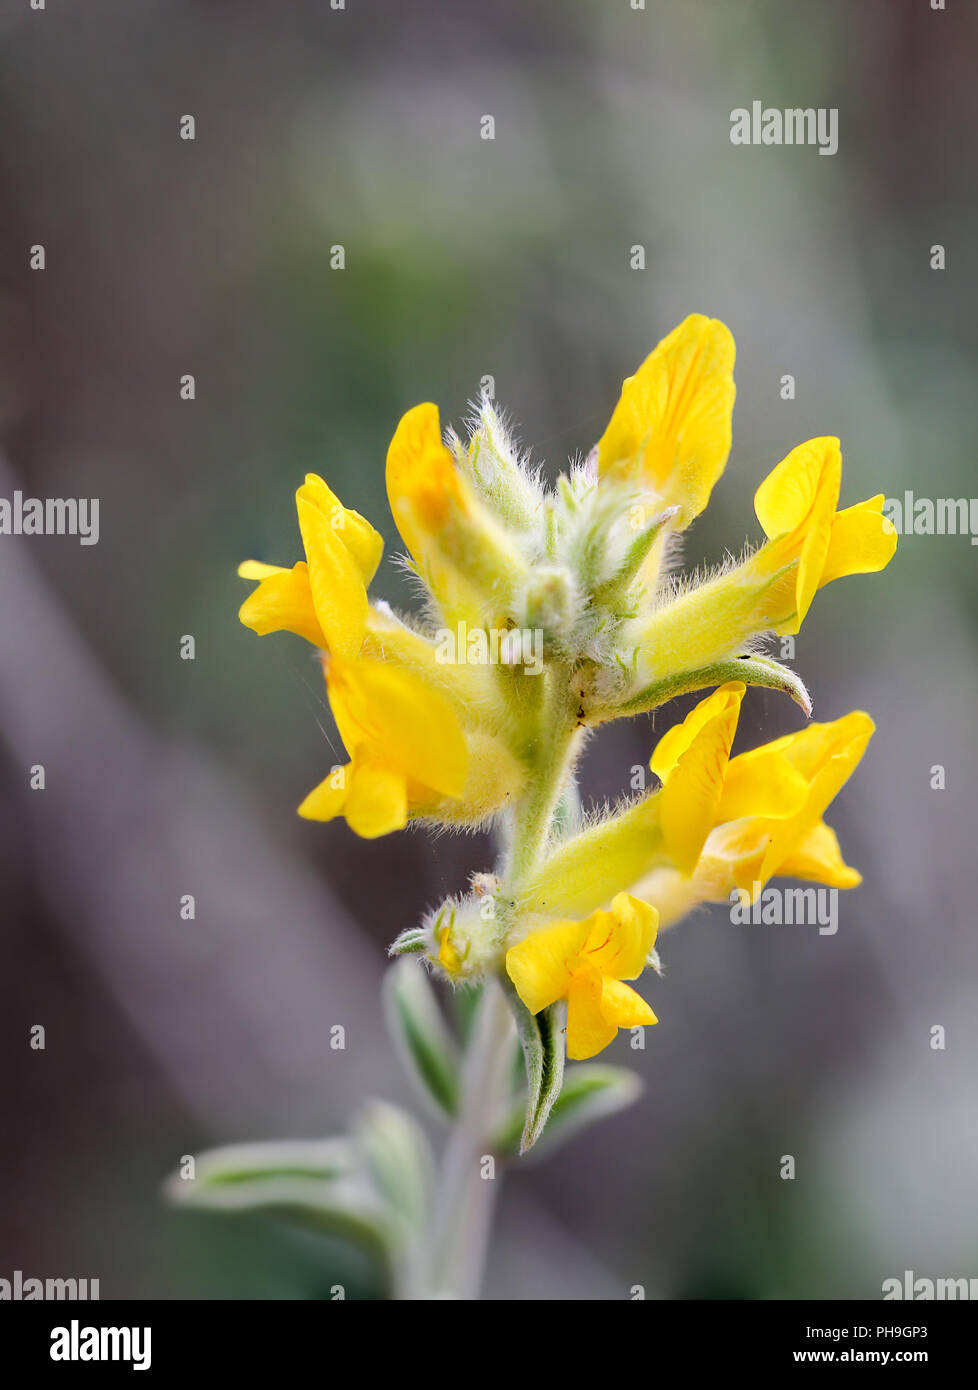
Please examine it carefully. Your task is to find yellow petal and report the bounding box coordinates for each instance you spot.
[566,967,620,1060]
[342,759,409,838]
[579,893,658,981]
[717,745,810,823]
[297,762,351,821]
[238,561,326,647]
[326,657,468,799]
[565,972,656,1059]
[299,474,383,585]
[599,977,657,1030]
[650,681,745,780]
[386,403,465,564]
[597,315,736,525]
[820,495,898,586]
[296,489,372,659]
[728,713,875,891]
[653,682,744,874]
[776,820,862,889]
[238,559,288,580]
[754,437,841,630]
[506,918,591,1015]
[754,436,840,536]
[764,710,875,782]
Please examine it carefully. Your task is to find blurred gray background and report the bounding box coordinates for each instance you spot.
[1,0,975,1299]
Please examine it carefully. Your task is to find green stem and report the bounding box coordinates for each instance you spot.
[426,978,514,1298]
[502,668,583,887]
[425,670,583,1299]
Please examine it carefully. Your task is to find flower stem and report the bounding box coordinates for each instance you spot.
[426,976,514,1298]
[503,668,583,886]
[425,673,583,1299]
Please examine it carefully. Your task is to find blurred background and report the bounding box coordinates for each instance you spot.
[1,0,976,1299]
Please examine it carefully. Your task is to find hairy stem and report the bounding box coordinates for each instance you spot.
[426,978,514,1298]
[425,670,582,1298]
[502,667,583,887]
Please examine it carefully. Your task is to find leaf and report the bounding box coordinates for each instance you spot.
[383,959,461,1119]
[596,504,681,597]
[615,654,812,720]
[501,978,566,1154]
[163,1138,391,1257]
[495,1064,643,1158]
[354,1100,433,1239]
[389,926,428,955]
[450,979,483,1044]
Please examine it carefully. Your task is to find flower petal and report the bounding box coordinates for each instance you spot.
[238,561,326,647]
[297,762,351,822]
[652,682,744,874]
[238,560,288,580]
[299,474,384,585]
[326,656,469,799]
[566,967,620,1060]
[506,918,591,1016]
[599,977,657,1031]
[386,403,465,567]
[598,314,736,525]
[342,759,409,838]
[580,893,658,981]
[776,820,862,889]
[754,437,841,630]
[821,495,898,586]
[717,746,811,823]
[296,488,373,658]
[734,713,874,890]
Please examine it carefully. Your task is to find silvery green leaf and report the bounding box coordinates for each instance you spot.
[501,979,566,1154]
[389,926,428,955]
[495,1064,643,1158]
[354,1100,433,1238]
[163,1138,391,1257]
[383,959,461,1119]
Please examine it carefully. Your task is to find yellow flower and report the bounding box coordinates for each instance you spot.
[636,436,897,676]
[298,655,469,838]
[506,893,658,1060]
[597,313,736,528]
[752,437,898,634]
[238,474,383,657]
[636,710,874,928]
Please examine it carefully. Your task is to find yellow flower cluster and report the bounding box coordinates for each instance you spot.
[238,314,895,1060]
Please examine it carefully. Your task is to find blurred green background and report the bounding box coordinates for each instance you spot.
[1,0,976,1298]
